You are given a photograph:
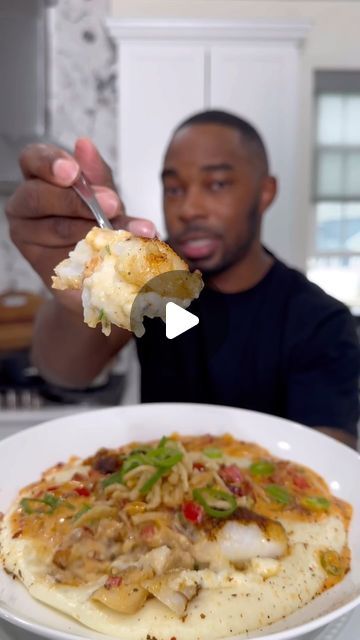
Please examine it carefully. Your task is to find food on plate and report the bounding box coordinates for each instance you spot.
[0,434,352,640]
[52,227,203,337]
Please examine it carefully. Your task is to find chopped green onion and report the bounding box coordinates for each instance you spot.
[73,503,92,521]
[105,244,111,255]
[144,436,182,468]
[300,496,331,511]
[104,452,149,487]
[120,440,182,478]
[146,446,183,469]
[102,469,124,489]
[98,308,106,322]
[43,493,60,508]
[129,447,150,456]
[20,493,61,515]
[265,484,292,505]
[20,498,51,515]
[62,501,76,511]
[193,487,237,518]
[203,447,223,459]
[123,453,148,470]
[104,438,182,494]
[139,468,166,495]
[250,460,275,478]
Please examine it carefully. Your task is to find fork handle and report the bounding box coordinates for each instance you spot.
[73,173,113,230]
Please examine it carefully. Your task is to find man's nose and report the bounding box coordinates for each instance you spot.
[178,186,207,222]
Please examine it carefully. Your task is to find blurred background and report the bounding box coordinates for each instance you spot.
[0,0,359,432]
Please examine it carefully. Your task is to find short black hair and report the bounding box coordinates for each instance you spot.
[174,109,269,175]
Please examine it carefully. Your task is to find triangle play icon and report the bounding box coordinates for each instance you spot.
[165,302,199,339]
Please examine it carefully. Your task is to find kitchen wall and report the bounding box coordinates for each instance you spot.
[0,0,116,294]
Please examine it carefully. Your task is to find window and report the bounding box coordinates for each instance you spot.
[308,72,360,312]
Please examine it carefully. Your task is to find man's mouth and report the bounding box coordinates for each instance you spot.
[178,236,220,260]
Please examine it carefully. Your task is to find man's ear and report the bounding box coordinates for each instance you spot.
[259,176,277,214]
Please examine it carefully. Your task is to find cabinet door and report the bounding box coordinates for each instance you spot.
[210,45,299,263]
[118,43,205,233]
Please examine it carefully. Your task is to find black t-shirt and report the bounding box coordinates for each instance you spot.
[136,256,360,435]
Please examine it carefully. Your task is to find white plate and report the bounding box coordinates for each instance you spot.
[0,403,359,640]
[0,610,358,640]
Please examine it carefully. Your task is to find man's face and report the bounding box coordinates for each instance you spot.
[162,123,266,275]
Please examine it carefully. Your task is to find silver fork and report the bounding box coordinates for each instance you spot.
[72,172,113,230]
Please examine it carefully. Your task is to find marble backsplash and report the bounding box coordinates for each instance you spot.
[49,0,117,166]
[0,0,117,294]
[0,203,43,294]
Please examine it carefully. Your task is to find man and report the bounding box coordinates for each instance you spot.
[6,110,359,447]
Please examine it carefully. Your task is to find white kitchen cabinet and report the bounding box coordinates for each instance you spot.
[107,19,310,265]
[118,43,205,222]
[209,43,299,262]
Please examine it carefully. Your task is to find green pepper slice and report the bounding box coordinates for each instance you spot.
[103,437,182,493]
[203,447,223,459]
[102,453,147,488]
[145,447,183,468]
[265,484,292,505]
[139,468,167,495]
[102,469,124,489]
[320,550,343,576]
[104,437,183,489]
[193,487,237,518]
[249,460,275,478]
[300,496,331,511]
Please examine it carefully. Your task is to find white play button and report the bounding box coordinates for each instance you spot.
[165,302,199,339]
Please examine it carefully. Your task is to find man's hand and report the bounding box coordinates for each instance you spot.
[5,138,156,314]
[4,138,156,387]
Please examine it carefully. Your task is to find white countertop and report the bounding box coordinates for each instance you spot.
[0,606,359,640]
[0,406,93,441]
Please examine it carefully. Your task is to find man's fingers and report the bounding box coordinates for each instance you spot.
[93,186,126,219]
[19,144,80,186]
[8,175,158,240]
[9,212,128,248]
[6,180,124,223]
[19,139,115,193]
[126,217,157,238]
[6,180,90,222]
[9,216,95,249]
[74,138,115,189]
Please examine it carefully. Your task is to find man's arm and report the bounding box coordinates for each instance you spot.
[32,297,131,388]
[6,139,156,387]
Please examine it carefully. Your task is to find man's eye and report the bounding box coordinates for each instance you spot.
[164,185,184,197]
[209,180,230,192]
